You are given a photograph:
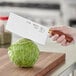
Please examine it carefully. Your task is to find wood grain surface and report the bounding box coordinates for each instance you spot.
[0,48,65,76]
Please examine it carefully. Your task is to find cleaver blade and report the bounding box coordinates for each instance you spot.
[6,13,49,45]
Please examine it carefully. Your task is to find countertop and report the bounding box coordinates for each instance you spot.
[12,35,76,76]
[39,39,76,76]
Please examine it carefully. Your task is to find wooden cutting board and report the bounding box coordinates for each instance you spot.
[0,48,65,76]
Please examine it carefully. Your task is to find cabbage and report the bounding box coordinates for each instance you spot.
[8,38,39,67]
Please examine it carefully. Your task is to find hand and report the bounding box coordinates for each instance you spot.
[49,26,76,46]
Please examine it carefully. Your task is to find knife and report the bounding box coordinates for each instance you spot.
[6,13,73,45]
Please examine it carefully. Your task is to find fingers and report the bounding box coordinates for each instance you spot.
[51,34,72,46]
[52,34,59,41]
[52,35,65,42]
[56,35,65,43]
[61,42,71,46]
[61,39,67,46]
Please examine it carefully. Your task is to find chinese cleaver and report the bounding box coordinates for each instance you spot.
[6,13,73,45]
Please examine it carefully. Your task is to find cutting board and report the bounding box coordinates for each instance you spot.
[0,48,65,76]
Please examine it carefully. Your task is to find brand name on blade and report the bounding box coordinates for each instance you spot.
[26,20,45,33]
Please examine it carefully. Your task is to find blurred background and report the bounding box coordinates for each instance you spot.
[0,0,76,47]
[0,0,76,27]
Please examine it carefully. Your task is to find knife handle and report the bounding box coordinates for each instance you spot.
[50,30,73,43]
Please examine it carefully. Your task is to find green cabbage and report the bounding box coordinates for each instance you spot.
[8,38,39,67]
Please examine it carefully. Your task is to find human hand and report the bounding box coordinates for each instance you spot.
[49,26,76,46]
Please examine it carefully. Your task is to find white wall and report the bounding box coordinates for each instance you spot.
[60,0,76,25]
